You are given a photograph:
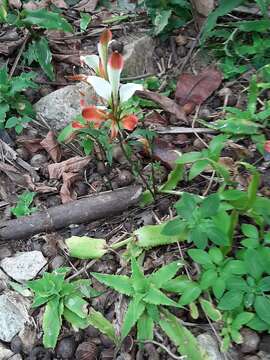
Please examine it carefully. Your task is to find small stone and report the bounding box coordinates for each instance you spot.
[96,162,106,175]
[0,341,14,359]
[50,255,65,270]
[74,181,89,197]
[0,291,30,342]
[42,243,58,258]
[10,335,23,353]
[30,154,47,168]
[197,333,222,360]
[199,108,211,120]
[240,328,260,354]
[100,334,114,347]
[0,251,47,283]
[75,341,97,360]
[16,147,30,161]
[56,337,76,359]
[193,138,206,150]
[0,246,12,260]
[85,325,100,338]
[258,351,270,360]
[116,170,133,187]
[10,355,23,360]
[28,346,52,360]
[259,334,270,353]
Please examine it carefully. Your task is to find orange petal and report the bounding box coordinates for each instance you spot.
[110,122,118,139]
[122,114,138,131]
[82,106,108,121]
[108,52,124,71]
[99,29,112,46]
[72,121,85,129]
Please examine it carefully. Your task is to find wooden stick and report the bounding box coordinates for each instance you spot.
[0,186,142,241]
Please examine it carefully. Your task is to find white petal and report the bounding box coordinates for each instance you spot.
[81,55,100,73]
[87,76,112,102]
[119,83,143,103]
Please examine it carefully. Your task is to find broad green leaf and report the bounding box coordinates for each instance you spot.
[232,312,254,330]
[121,297,145,339]
[213,277,226,299]
[254,296,270,324]
[66,236,108,259]
[178,284,201,306]
[88,307,119,344]
[258,276,270,292]
[28,277,57,297]
[159,309,207,360]
[0,103,9,122]
[161,276,193,294]
[218,291,244,310]
[201,0,244,42]
[160,164,184,192]
[22,9,73,32]
[248,315,269,331]
[176,151,202,164]
[207,225,229,246]
[131,257,148,293]
[149,261,183,288]
[224,260,247,275]
[200,269,218,290]
[80,12,91,31]
[244,249,264,280]
[144,287,179,307]
[34,38,54,80]
[226,276,249,292]
[175,192,199,219]
[209,247,223,264]
[200,299,222,322]
[91,273,133,296]
[32,294,54,308]
[137,312,154,341]
[208,134,228,157]
[57,124,75,143]
[43,297,62,348]
[162,219,187,236]
[189,159,210,180]
[200,193,220,217]
[188,249,213,266]
[153,9,172,35]
[64,295,88,319]
[135,223,187,248]
[63,308,88,330]
[235,19,270,32]
[190,226,208,249]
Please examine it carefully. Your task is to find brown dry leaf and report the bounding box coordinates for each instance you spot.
[0,38,25,56]
[8,0,22,9]
[52,53,81,66]
[48,156,91,179]
[175,68,223,106]
[60,172,80,203]
[136,90,187,123]
[144,111,168,128]
[40,131,61,163]
[51,0,68,8]
[152,138,178,169]
[23,0,49,10]
[73,0,98,11]
[17,136,43,154]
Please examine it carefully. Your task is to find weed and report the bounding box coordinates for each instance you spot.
[11,191,37,217]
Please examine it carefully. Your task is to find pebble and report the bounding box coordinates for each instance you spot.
[116,170,133,187]
[240,328,260,354]
[85,325,100,338]
[56,336,76,359]
[10,335,23,353]
[0,246,12,260]
[49,255,65,270]
[16,147,30,161]
[28,346,52,360]
[30,154,47,169]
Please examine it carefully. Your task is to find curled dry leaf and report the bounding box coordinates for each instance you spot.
[23,0,49,10]
[136,90,187,123]
[17,136,43,154]
[48,156,91,179]
[175,68,223,107]
[60,172,80,203]
[144,110,169,128]
[73,0,98,11]
[40,131,61,163]
[51,0,68,8]
[152,138,179,169]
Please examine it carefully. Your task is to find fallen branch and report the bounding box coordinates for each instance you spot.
[0,186,142,241]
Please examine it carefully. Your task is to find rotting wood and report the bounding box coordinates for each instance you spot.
[0,185,142,241]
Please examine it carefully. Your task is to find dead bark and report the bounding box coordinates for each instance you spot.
[0,186,142,241]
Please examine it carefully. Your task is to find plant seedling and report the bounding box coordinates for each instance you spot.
[11,191,37,217]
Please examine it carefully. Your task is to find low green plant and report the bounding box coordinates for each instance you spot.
[11,191,37,217]
[0,1,73,80]
[0,65,37,133]
[176,134,230,182]
[27,267,118,349]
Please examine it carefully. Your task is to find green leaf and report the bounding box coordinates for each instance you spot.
[232,312,254,330]
[254,296,270,324]
[131,257,148,293]
[161,276,193,294]
[137,312,154,341]
[66,236,108,259]
[218,291,244,310]
[159,309,207,360]
[153,9,172,35]
[146,303,160,322]
[43,297,62,348]
[91,272,133,296]
[178,284,201,306]
[161,219,187,236]
[244,249,264,280]
[200,193,220,217]
[88,307,118,344]
[57,123,75,143]
[208,134,228,157]
[189,159,210,180]
[207,224,229,246]
[258,276,270,292]
[190,226,208,249]
[226,277,249,292]
[22,9,73,32]
[200,299,222,321]
[5,116,18,129]
[121,297,145,339]
[176,151,202,164]
[64,295,88,319]
[200,269,218,290]
[224,260,247,275]
[209,247,223,264]
[80,12,91,32]
[34,38,54,81]
[213,277,226,299]
[63,308,88,330]
[160,164,184,192]
[175,192,199,219]
[248,75,259,115]
[143,287,179,307]
[188,249,213,266]
[201,0,244,43]
[149,261,183,289]
[248,315,269,331]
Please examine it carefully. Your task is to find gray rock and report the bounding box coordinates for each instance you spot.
[0,251,47,283]
[56,337,76,359]
[240,328,260,354]
[197,333,224,360]
[18,323,37,353]
[0,341,14,359]
[0,246,12,260]
[34,82,95,131]
[0,291,30,342]
[122,35,155,77]
[50,255,65,271]
[244,356,260,360]
[260,334,270,353]
[10,354,23,360]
